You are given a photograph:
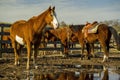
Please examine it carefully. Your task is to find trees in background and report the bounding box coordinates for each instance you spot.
[101,19,120,32]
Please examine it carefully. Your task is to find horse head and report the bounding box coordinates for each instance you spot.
[45,6,59,29]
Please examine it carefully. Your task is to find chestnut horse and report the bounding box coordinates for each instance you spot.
[44,28,58,48]
[10,6,59,69]
[70,23,120,62]
[44,26,73,55]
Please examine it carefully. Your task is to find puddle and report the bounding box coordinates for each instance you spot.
[20,65,120,80]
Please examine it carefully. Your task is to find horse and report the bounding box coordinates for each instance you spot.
[44,28,58,48]
[10,6,59,69]
[69,22,120,62]
[44,26,73,56]
[69,25,88,58]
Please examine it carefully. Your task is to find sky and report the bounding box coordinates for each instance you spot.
[0,0,120,24]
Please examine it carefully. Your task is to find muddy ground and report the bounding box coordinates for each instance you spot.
[0,48,120,80]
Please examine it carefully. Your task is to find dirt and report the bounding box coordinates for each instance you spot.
[0,48,120,80]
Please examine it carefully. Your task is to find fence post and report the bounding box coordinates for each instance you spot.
[0,26,3,58]
[0,36,1,58]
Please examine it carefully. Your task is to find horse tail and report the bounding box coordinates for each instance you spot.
[108,26,120,50]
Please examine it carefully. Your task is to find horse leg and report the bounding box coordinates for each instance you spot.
[53,42,57,53]
[17,44,24,58]
[86,43,91,59]
[86,43,94,59]
[90,43,95,57]
[79,41,85,59]
[26,42,32,69]
[11,40,19,66]
[100,41,109,62]
[63,45,68,56]
[33,43,39,69]
[62,41,68,57]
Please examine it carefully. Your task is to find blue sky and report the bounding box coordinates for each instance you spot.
[0,0,120,24]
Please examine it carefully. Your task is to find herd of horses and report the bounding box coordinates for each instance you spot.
[1,6,120,69]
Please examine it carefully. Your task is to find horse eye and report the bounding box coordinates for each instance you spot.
[50,14,53,17]
[50,14,53,16]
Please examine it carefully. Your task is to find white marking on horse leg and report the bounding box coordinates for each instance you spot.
[27,58,30,70]
[17,61,20,65]
[35,65,38,69]
[14,60,20,65]
[103,55,107,62]
[14,61,17,65]
[33,58,38,69]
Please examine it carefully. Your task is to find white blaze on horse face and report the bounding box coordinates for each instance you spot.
[15,35,24,45]
[52,13,59,29]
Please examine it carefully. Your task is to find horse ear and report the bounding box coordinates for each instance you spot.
[53,6,55,10]
[86,21,89,24]
[86,21,90,25]
[48,6,51,10]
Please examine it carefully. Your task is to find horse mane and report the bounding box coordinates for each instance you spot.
[13,20,26,24]
[26,8,50,33]
[27,8,49,22]
[70,25,84,32]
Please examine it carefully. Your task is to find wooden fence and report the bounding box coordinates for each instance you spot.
[0,23,117,58]
[0,23,82,58]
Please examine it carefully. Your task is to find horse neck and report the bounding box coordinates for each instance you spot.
[30,10,48,33]
[50,30,59,38]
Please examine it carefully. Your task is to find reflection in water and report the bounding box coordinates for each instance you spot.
[24,65,119,80]
[57,72,77,80]
[78,71,93,80]
[102,66,109,80]
[26,71,55,80]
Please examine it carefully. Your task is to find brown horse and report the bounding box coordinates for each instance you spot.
[44,28,58,48]
[69,25,87,58]
[10,6,59,69]
[44,26,73,55]
[70,22,120,62]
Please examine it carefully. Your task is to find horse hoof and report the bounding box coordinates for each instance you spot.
[102,59,109,63]
[14,62,20,66]
[35,66,38,69]
[63,54,69,58]
[102,61,104,63]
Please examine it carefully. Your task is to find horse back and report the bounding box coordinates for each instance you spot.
[98,24,109,35]
[10,20,27,37]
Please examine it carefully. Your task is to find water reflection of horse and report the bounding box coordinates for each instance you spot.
[10,6,59,69]
[26,69,109,80]
[102,66,109,80]
[70,22,120,62]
